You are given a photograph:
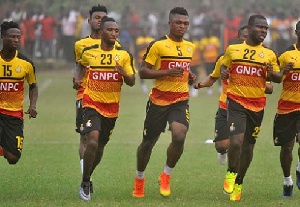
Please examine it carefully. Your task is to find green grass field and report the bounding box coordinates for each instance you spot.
[0,69,299,207]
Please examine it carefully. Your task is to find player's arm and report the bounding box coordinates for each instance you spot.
[115,61,135,87]
[265,62,283,83]
[194,75,218,89]
[73,63,87,85]
[220,65,230,80]
[26,83,38,118]
[139,61,184,79]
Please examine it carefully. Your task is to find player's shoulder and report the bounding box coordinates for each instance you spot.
[278,44,296,57]
[16,51,35,67]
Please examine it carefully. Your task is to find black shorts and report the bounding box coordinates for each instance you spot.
[75,99,84,134]
[143,100,189,140]
[82,107,117,146]
[273,111,300,146]
[0,113,24,158]
[227,98,264,144]
[214,107,229,142]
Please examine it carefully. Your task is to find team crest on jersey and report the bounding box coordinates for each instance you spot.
[259,52,265,58]
[229,123,235,132]
[86,120,92,127]
[114,55,120,61]
[16,66,21,72]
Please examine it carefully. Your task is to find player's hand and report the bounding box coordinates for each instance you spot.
[72,77,81,90]
[193,82,204,89]
[282,62,294,75]
[188,72,196,85]
[168,67,184,77]
[114,61,127,76]
[24,107,37,119]
[221,68,230,80]
[265,62,274,75]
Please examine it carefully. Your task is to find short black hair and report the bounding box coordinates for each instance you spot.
[237,25,248,37]
[1,21,19,36]
[89,4,108,16]
[99,16,116,28]
[169,7,188,20]
[248,14,266,26]
[296,21,300,30]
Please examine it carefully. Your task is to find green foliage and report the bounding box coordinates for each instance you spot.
[0,69,299,206]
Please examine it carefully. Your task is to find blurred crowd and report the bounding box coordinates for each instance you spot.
[1,2,299,65]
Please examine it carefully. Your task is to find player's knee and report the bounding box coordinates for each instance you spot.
[6,156,20,165]
[281,145,293,154]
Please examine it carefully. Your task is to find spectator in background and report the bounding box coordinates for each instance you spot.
[22,12,36,58]
[61,8,77,63]
[270,10,291,54]
[223,8,241,49]
[199,29,220,95]
[135,27,154,94]
[40,12,57,60]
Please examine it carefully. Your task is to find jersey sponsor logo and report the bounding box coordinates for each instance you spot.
[168,61,190,70]
[91,71,120,81]
[0,82,20,91]
[235,65,263,77]
[290,72,300,81]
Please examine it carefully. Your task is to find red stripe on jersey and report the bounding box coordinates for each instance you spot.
[227,93,266,112]
[76,86,84,100]
[219,101,227,110]
[0,108,23,119]
[277,99,300,114]
[150,88,189,105]
[82,94,119,118]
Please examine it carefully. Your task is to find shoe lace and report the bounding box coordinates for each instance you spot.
[161,173,170,188]
[135,179,144,191]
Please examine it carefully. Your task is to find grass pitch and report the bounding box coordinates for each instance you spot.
[0,69,299,207]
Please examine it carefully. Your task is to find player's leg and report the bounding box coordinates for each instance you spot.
[224,98,246,195]
[273,113,296,197]
[133,101,168,198]
[159,100,189,197]
[1,114,24,165]
[214,107,230,165]
[79,108,102,201]
[296,117,300,189]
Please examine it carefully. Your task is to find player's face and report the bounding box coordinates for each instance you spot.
[2,28,21,50]
[89,11,107,31]
[169,14,189,38]
[101,21,119,46]
[249,18,268,44]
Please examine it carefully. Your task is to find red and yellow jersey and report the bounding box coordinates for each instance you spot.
[277,44,300,114]
[222,42,280,112]
[199,36,220,63]
[144,35,195,106]
[0,51,37,119]
[78,45,136,118]
[210,55,228,110]
[136,35,154,64]
[74,36,121,100]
